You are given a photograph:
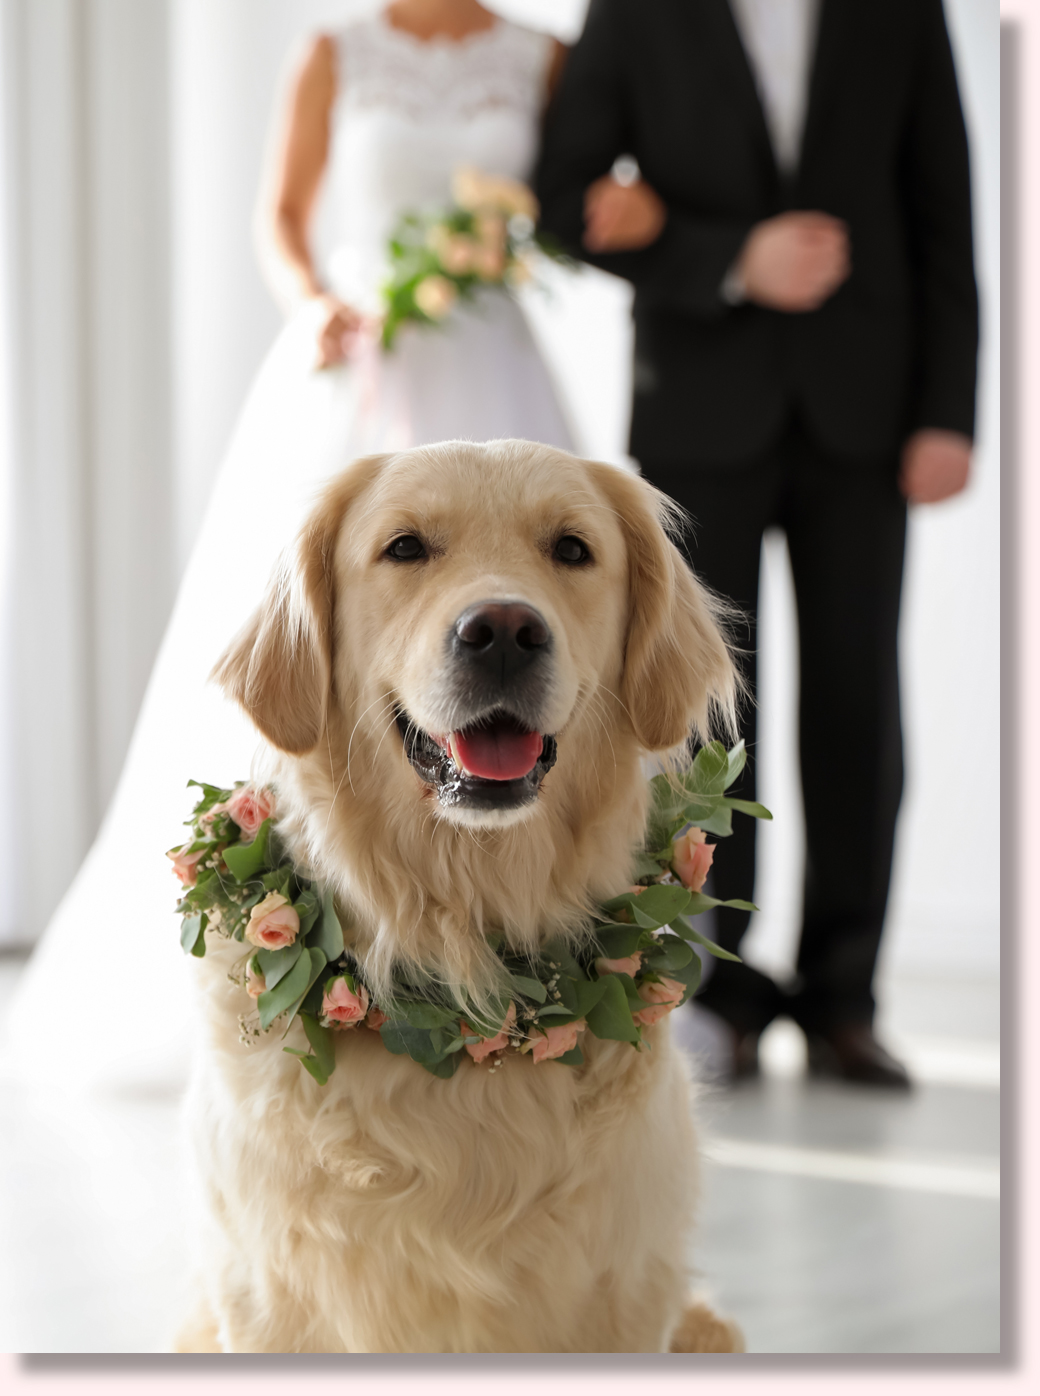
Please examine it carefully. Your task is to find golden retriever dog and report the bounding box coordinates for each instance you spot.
[175,439,744,1354]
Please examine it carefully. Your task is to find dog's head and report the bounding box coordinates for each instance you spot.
[214,441,735,833]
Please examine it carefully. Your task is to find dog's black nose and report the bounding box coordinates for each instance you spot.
[452,601,552,684]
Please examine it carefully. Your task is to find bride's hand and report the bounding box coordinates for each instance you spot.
[311,293,366,367]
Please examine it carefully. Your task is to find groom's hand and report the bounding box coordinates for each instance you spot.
[583,175,667,253]
[735,212,851,312]
[899,429,973,503]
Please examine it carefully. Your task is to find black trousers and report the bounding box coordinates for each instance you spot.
[641,418,907,1036]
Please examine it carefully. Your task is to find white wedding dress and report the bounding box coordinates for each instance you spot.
[8,11,573,1092]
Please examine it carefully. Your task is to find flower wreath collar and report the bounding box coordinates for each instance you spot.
[169,743,770,1084]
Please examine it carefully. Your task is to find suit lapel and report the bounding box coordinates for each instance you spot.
[689,0,779,185]
[799,0,850,173]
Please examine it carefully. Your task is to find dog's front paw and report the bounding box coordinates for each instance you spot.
[669,1297,745,1353]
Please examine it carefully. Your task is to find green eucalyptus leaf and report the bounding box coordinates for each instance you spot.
[258,948,312,1030]
[570,977,608,1018]
[508,973,547,1004]
[309,889,345,961]
[555,1045,585,1066]
[724,740,748,787]
[400,1000,459,1031]
[690,741,730,795]
[426,1054,462,1079]
[223,820,272,881]
[602,884,691,925]
[539,939,584,978]
[256,940,304,990]
[719,796,773,821]
[180,913,205,957]
[302,1013,336,1079]
[630,850,669,882]
[380,1021,445,1065]
[592,924,644,959]
[673,918,743,963]
[665,954,703,1002]
[585,975,640,1043]
[644,935,694,973]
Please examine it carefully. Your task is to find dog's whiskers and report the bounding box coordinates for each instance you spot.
[345,689,397,798]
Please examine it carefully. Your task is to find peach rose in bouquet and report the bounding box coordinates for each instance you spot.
[671,827,714,892]
[226,785,275,840]
[321,975,370,1029]
[167,843,208,887]
[414,274,458,320]
[460,1003,517,1063]
[530,1019,586,1064]
[244,892,299,950]
[451,165,539,220]
[245,958,267,999]
[594,952,643,979]
[633,976,686,1027]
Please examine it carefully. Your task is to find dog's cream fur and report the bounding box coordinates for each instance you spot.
[176,440,744,1354]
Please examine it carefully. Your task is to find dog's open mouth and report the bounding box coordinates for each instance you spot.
[396,708,558,812]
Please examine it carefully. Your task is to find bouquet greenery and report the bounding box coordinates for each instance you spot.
[380,165,574,349]
[169,742,770,1085]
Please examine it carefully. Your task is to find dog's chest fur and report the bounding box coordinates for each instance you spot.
[187,933,698,1354]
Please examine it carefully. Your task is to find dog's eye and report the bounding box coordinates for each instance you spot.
[386,534,426,561]
[554,535,591,566]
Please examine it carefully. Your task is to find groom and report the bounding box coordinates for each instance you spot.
[535,0,978,1086]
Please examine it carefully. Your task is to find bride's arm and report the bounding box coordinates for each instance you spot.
[255,34,362,365]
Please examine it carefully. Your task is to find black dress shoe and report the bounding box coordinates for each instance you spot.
[805,1023,913,1089]
[728,1026,762,1080]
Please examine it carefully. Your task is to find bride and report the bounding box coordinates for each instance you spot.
[9,0,574,1090]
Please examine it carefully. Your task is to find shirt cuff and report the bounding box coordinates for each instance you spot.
[720,261,747,306]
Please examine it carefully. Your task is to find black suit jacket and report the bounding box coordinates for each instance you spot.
[535,0,979,464]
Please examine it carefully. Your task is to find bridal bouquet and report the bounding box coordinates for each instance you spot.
[380,165,573,349]
[169,742,770,1084]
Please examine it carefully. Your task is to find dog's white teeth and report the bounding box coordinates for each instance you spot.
[446,734,470,775]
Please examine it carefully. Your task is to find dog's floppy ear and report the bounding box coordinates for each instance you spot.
[212,454,387,754]
[588,462,737,752]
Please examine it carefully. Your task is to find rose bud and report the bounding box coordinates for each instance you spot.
[595,953,643,979]
[671,827,715,892]
[245,958,267,998]
[168,843,207,887]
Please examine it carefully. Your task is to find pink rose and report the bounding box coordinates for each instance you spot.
[365,1005,388,1031]
[168,843,207,887]
[245,958,267,998]
[633,976,686,1027]
[461,1004,516,1063]
[321,975,370,1029]
[244,892,300,950]
[200,801,229,828]
[227,785,275,840]
[473,244,506,281]
[530,1019,586,1064]
[595,952,643,979]
[672,827,715,892]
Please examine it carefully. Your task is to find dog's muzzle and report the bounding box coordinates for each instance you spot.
[396,599,559,814]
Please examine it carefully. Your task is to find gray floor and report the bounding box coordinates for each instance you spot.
[0,954,1000,1354]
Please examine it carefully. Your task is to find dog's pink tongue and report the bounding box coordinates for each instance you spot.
[450,725,543,781]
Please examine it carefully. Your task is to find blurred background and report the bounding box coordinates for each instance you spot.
[0,0,1000,1355]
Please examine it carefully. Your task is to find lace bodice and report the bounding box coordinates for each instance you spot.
[317,10,554,309]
